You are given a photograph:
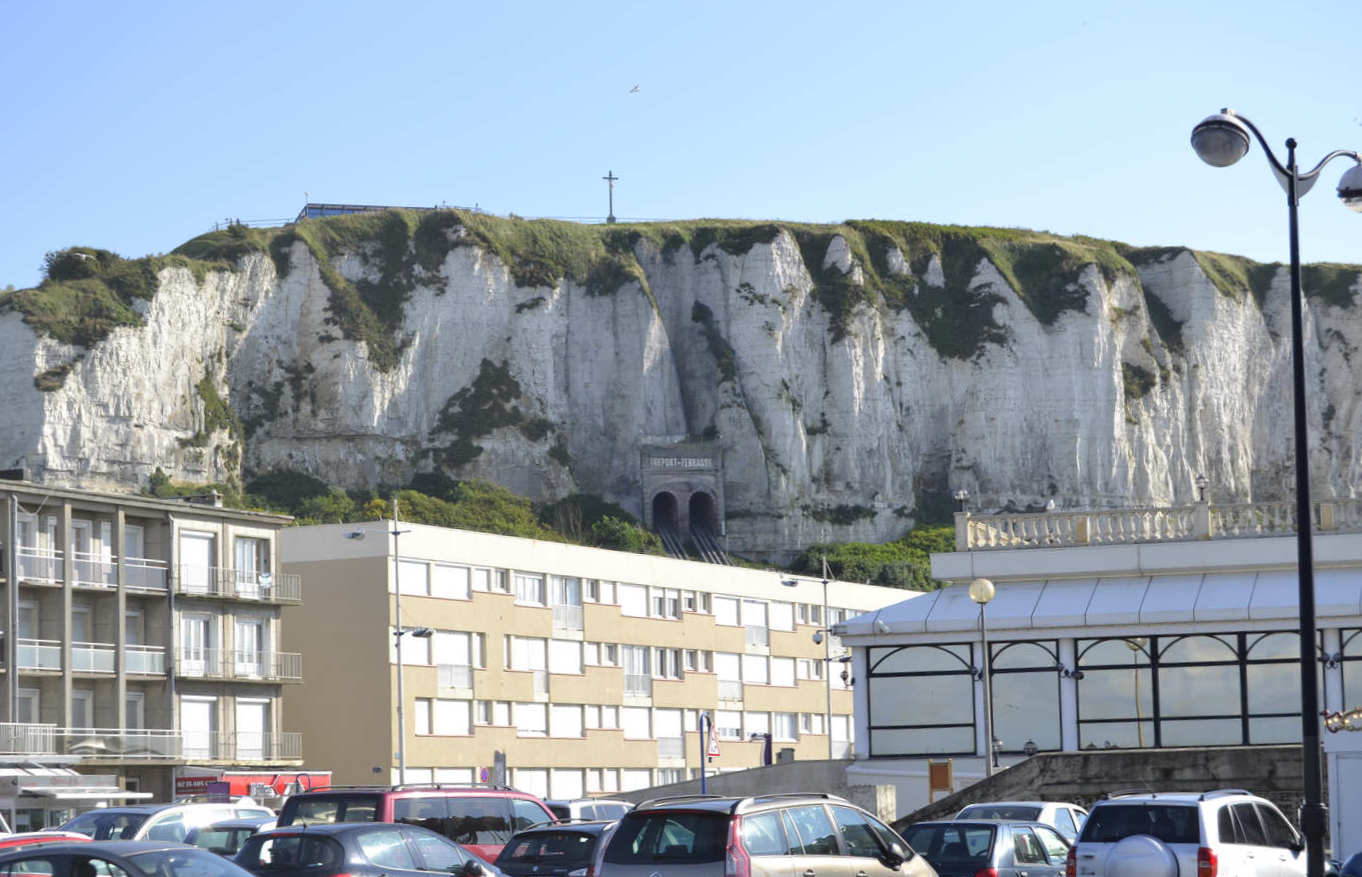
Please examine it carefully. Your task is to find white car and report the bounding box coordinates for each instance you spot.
[61,800,275,842]
[1068,789,1304,877]
[955,800,1088,843]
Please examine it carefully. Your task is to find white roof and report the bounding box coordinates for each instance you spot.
[840,569,1362,638]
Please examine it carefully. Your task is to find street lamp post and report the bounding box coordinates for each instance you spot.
[1191,108,1362,877]
[781,555,834,759]
[969,577,996,778]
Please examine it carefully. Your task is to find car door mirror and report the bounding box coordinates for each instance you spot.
[882,841,907,869]
[459,860,485,877]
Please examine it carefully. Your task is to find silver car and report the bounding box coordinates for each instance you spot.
[597,793,936,877]
[904,820,1071,877]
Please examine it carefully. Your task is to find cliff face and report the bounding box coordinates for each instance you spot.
[2,213,1360,557]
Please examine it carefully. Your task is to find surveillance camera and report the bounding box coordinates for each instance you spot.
[780,578,799,587]
[346,531,366,541]
[874,619,891,634]
[812,631,824,645]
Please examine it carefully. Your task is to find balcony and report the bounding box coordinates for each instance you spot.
[717,680,743,702]
[552,603,584,632]
[126,645,167,675]
[175,648,303,682]
[745,625,769,648]
[17,548,62,584]
[0,724,183,760]
[123,557,169,592]
[623,673,652,697]
[956,497,1362,552]
[175,566,302,604]
[71,641,116,673]
[657,736,685,759]
[17,638,62,671]
[183,731,302,763]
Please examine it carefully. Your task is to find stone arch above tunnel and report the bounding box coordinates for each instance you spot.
[640,441,725,536]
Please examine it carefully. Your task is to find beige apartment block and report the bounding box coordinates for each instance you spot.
[0,477,303,821]
[281,521,910,798]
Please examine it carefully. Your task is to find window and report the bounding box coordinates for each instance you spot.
[391,629,431,665]
[867,643,976,756]
[683,590,698,612]
[684,649,700,671]
[618,584,647,617]
[431,564,470,599]
[550,640,583,675]
[551,576,582,606]
[507,637,547,673]
[433,700,470,735]
[651,588,680,619]
[655,768,684,785]
[495,569,511,593]
[72,688,94,730]
[742,812,787,856]
[357,829,417,869]
[773,712,798,741]
[599,581,615,604]
[515,703,548,737]
[622,707,651,739]
[716,710,742,739]
[585,705,601,729]
[234,536,271,593]
[600,705,619,728]
[786,804,838,855]
[493,701,511,726]
[744,712,770,738]
[584,642,600,665]
[398,560,428,596]
[471,568,490,592]
[515,573,545,605]
[1256,803,1298,847]
[800,713,825,735]
[798,659,825,681]
[742,655,769,685]
[1012,828,1047,865]
[714,596,740,626]
[798,604,809,625]
[771,657,796,687]
[830,805,885,858]
[414,699,432,735]
[654,647,682,679]
[408,832,469,871]
[550,705,583,738]
[603,643,619,666]
[769,601,795,631]
[475,701,493,725]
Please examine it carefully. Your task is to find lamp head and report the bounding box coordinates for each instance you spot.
[780,578,799,588]
[968,577,995,605]
[1191,110,1251,168]
[1339,162,1362,213]
[410,627,434,638]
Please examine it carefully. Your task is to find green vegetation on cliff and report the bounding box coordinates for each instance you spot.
[790,524,954,590]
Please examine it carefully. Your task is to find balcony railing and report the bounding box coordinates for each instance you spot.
[439,664,473,689]
[0,724,183,760]
[123,557,169,592]
[72,551,117,588]
[552,603,584,631]
[623,673,652,697]
[657,736,685,758]
[175,566,302,603]
[175,648,303,681]
[718,680,744,701]
[957,497,1362,551]
[745,625,769,647]
[17,548,62,583]
[17,638,62,671]
[126,645,167,675]
[184,731,302,762]
[71,641,116,673]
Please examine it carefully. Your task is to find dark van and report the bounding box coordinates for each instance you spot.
[276,784,556,862]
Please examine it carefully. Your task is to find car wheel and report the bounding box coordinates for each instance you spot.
[1105,834,1178,877]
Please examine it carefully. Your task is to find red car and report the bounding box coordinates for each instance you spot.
[0,832,93,849]
[276,784,555,863]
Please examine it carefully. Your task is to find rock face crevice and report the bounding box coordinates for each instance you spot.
[3,217,1361,558]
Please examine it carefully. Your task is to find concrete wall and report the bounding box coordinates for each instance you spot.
[611,759,895,823]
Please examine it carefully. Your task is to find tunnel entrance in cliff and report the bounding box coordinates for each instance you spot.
[639,442,730,565]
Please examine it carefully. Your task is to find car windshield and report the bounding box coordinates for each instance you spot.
[960,805,1041,821]
[1077,805,1199,845]
[603,811,728,865]
[394,796,516,846]
[61,812,150,840]
[126,847,258,877]
[904,824,994,866]
[496,832,598,868]
[282,795,381,826]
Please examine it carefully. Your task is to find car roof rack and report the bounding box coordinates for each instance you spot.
[389,782,518,792]
[524,818,614,830]
[632,794,729,809]
[1103,788,1155,799]
[737,793,849,811]
[1198,789,1251,801]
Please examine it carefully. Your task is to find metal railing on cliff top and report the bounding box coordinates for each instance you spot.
[956,498,1362,551]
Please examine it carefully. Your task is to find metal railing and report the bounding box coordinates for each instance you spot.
[623,674,652,697]
[0,724,183,759]
[552,603,584,631]
[175,566,302,603]
[745,625,769,647]
[657,736,685,758]
[439,664,473,688]
[958,498,1362,551]
[175,648,303,681]
[71,642,116,673]
[126,645,166,675]
[124,557,169,591]
[72,551,116,587]
[183,731,302,762]
[718,680,744,701]
[17,548,62,583]
[17,638,62,670]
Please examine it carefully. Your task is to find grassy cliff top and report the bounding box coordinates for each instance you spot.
[5,212,1358,360]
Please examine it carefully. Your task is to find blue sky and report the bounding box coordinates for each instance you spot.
[3,0,1360,290]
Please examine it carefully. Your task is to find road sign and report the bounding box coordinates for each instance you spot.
[707,723,721,757]
[480,767,490,783]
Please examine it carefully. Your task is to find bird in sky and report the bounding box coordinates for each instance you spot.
[629,84,639,93]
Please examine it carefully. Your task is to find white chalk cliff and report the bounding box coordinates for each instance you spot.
[2,213,1360,557]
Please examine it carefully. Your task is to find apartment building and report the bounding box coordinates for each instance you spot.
[281,521,912,798]
[0,477,304,820]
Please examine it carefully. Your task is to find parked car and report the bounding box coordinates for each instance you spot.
[954,801,1089,843]
[495,821,616,877]
[903,819,1071,877]
[234,822,499,877]
[597,793,933,877]
[61,801,276,842]
[276,784,555,863]
[543,799,632,823]
[186,816,278,856]
[0,840,256,877]
[1069,789,1305,877]
[0,831,93,849]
